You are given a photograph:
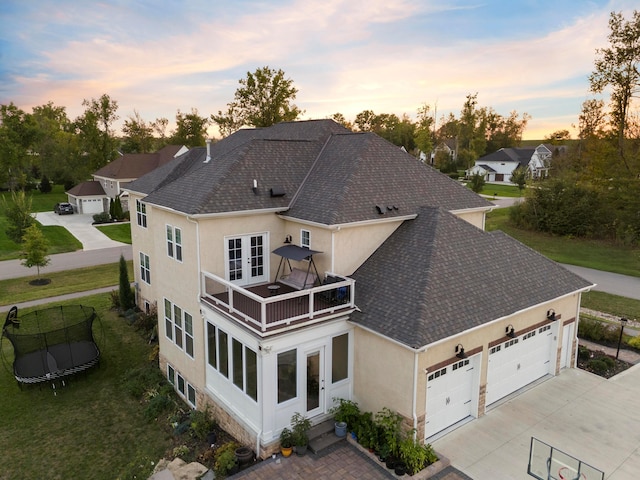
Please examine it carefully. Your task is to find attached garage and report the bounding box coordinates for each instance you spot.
[425,354,479,439]
[79,197,104,214]
[486,323,556,406]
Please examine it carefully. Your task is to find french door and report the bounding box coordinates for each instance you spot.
[305,348,325,417]
[226,233,268,286]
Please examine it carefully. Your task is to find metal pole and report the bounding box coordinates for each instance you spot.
[616,318,628,360]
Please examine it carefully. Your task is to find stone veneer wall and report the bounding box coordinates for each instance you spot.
[478,384,486,417]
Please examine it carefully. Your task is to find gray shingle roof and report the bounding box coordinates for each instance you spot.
[128,120,491,222]
[478,147,535,168]
[93,145,184,179]
[350,206,593,349]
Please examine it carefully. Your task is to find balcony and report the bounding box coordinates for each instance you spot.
[201,272,356,336]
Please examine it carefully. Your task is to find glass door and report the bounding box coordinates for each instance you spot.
[305,349,325,417]
[226,233,268,286]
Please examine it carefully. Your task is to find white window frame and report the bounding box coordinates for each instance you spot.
[167,364,175,385]
[164,299,173,342]
[139,252,150,284]
[163,299,194,357]
[136,200,147,228]
[301,229,311,249]
[184,312,194,358]
[166,225,183,262]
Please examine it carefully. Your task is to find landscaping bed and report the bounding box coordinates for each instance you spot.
[576,345,633,378]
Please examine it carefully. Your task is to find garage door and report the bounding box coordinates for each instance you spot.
[486,324,555,406]
[425,354,478,439]
[81,198,104,214]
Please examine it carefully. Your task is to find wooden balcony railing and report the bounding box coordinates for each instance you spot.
[201,272,356,335]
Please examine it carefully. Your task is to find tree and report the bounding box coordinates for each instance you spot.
[485,109,530,153]
[543,130,571,144]
[468,173,485,193]
[31,102,74,180]
[171,108,209,147]
[212,66,303,135]
[119,254,135,310]
[457,93,487,170]
[414,103,435,159]
[2,190,34,243]
[511,166,527,192]
[589,10,640,172]
[21,224,50,281]
[0,103,38,189]
[74,94,120,175]
[330,113,353,130]
[39,174,52,193]
[121,110,155,153]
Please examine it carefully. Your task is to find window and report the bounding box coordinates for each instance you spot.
[136,200,147,228]
[207,322,217,369]
[218,330,229,378]
[140,252,150,284]
[332,333,348,383]
[177,373,185,395]
[233,339,243,390]
[167,364,175,385]
[184,312,193,357]
[246,347,257,401]
[428,366,447,381]
[167,225,183,261]
[164,298,173,341]
[278,349,297,403]
[174,304,183,349]
[187,384,196,407]
[164,299,194,357]
[301,229,310,249]
[228,238,242,281]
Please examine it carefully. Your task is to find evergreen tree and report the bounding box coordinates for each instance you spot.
[119,254,135,310]
[39,175,52,193]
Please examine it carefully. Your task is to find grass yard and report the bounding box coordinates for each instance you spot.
[486,207,640,277]
[477,183,524,197]
[0,294,170,480]
[96,222,132,244]
[0,262,133,306]
[581,291,640,320]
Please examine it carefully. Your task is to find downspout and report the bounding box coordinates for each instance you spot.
[186,215,201,299]
[412,350,419,440]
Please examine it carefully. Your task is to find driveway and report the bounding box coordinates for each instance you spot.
[34,211,128,250]
[432,366,640,480]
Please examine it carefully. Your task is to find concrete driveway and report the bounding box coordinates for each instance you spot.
[432,366,640,480]
[34,211,128,250]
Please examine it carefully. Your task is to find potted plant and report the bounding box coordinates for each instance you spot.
[279,427,293,457]
[329,398,360,437]
[291,412,312,456]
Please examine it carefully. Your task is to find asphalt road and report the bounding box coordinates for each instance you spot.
[562,264,640,300]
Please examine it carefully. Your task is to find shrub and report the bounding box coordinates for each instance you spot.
[330,398,361,428]
[399,435,438,475]
[578,318,619,344]
[578,345,591,361]
[214,442,239,477]
[587,359,610,375]
[144,392,173,420]
[93,211,111,224]
[628,336,640,350]
[189,408,215,441]
[122,365,166,398]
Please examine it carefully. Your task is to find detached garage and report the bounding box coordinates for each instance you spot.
[485,323,556,406]
[66,181,108,215]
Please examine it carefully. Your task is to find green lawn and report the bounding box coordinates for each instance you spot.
[486,207,640,277]
[96,222,132,244]
[581,291,640,321]
[0,294,170,479]
[0,262,133,306]
[477,183,524,197]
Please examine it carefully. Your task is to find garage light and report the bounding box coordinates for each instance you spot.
[506,325,516,338]
[455,344,466,359]
[546,309,557,321]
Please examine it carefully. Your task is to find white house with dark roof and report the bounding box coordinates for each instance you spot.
[467,144,566,183]
[124,120,592,457]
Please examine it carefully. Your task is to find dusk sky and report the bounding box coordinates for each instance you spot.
[0,0,636,140]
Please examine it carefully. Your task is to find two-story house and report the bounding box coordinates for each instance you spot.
[125,120,592,457]
[467,144,566,183]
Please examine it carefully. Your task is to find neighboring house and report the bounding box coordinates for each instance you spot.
[125,120,592,457]
[66,180,108,214]
[69,145,188,213]
[467,144,566,183]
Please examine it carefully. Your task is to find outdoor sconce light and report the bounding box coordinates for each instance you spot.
[547,309,557,321]
[506,324,516,338]
[284,235,292,244]
[455,344,466,359]
[252,179,258,194]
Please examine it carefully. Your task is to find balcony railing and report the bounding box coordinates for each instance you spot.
[201,272,356,335]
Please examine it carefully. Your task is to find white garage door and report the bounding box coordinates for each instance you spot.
[81,198,104,214]
[425,354,478,439]
[486,324,555,406]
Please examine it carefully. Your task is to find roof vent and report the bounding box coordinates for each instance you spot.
[270,186,286,197]
[204,138,212,163]
[375,205,384,215]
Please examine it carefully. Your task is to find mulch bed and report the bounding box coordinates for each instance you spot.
[577,345,633,378]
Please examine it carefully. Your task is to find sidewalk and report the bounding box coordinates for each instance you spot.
[578,338,640,365]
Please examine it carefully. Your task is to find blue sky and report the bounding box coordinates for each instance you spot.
[0,0,635,140]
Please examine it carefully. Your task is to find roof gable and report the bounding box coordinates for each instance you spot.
[93,145,186,180]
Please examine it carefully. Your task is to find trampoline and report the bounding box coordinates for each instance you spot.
[2,305,101,386]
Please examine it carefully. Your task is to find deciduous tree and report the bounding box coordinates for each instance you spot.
[171,108,209,147]
[21,224,50,281]
[212,67,303,135]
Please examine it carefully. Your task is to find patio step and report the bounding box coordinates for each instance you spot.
[308,419,345,454]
